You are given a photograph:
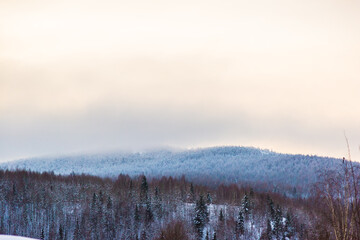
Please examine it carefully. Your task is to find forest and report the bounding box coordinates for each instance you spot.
[0,157,359,240]
[0,146,345,192]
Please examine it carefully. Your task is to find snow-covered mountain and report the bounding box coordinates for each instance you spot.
[0,146,343,188]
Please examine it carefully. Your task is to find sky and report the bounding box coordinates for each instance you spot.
[1,0,360,162]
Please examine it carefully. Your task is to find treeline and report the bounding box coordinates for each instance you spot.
[0,169,342,239]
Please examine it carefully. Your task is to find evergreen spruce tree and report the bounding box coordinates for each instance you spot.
[145,199,153,224]
[0,218,4,235]
[154,186,163,219]
[241,193,250,215]
[190,183,195,202]
[194,211,204,239]
[193,195,208,239]
[219,209,224,222]
[105,196,115,239]
[236,210,244,235]
[206,192,212,205]
[99,191,104,205]
[58,224,64,240]
[266,219,272,240]
[140,175,149,203]
[40,228,45,240]
[267,196,275,220]
[90,193,99,240]
[273,205,283,238]
[134,204,140,223]
[129,180,134,202]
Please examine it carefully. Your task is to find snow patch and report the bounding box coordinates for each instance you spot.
[0,235,38,240]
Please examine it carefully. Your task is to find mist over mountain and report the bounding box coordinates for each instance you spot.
[0,146,344,190]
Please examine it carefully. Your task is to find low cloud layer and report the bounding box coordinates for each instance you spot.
[1,102,358,162]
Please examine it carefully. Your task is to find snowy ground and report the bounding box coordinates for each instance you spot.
[0,235,38,240]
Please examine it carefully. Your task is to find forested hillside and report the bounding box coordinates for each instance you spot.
[0,147,344,191]
[0,170,332,240]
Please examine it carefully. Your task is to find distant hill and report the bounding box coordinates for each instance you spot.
[0,146,344,189]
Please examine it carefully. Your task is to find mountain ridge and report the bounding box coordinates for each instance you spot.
[0,146,344,190]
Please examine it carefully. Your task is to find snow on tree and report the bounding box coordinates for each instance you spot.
[193,195,209,239]
[241,193,250,215]
[273,205,283,238]
[236,210,244,235]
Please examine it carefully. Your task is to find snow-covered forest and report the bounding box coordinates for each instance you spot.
[0,147,345,193]
[0,169,333,240]
[1,148,359,239]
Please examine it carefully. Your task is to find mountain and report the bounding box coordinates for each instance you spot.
[0,146,344,189]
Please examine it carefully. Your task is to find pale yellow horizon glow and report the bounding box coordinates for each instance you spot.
[1,0,360,161]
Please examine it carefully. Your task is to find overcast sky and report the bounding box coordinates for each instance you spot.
[1,0,360,162]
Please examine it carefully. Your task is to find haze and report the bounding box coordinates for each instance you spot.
[1,0,360,162]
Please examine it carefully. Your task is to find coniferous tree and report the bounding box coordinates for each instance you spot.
[154,186,163,219]
[219,209,224,222]
[236,210,244,235]
[40,228,45,240]
[273,205,283,238]
[90,193,98,240]
[194,212,203,239]
[105,196,115,239]
[0,219,5,235]
[129,180,134,201]
[193,195,208,239]
[58,224,64,240]
[140,176,149,203]
[266,218,272,239]
[206,192,212,205]
[99,191,104,205]
[134,204,140,223]
[145,199,153,224]
[241,193,250,215]
[190,183,195,202]
[267,196,275,220]
[212,232,217,240]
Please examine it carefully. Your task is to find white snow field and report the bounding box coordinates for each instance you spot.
[0,236,38,240]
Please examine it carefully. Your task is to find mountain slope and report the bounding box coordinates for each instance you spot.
[0,146,343,188]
